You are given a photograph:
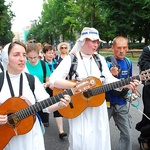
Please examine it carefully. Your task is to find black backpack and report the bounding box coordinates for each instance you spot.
[40,60,46,82]
[68,53,102,80]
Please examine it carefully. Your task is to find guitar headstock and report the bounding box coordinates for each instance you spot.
[72,76,96,95]
[140,69,150,82]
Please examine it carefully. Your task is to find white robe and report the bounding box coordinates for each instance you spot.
[0,72,50,150]
[50,52,118,150]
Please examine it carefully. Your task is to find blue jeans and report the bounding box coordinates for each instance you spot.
[108,104,132,150]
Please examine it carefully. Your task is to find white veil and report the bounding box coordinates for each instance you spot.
[1,43,11,70]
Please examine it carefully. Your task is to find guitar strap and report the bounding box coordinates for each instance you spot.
[0,72,35,96]
[6,71,23,97]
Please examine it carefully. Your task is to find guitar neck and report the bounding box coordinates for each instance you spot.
[83,75,140,98]
[9,89,73,121]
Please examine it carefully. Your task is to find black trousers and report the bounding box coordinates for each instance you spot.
[38,111,49,124]
[136,84,150,138]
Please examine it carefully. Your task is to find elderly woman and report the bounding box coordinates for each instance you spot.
[0,41,71,150]
[55,42,70,67]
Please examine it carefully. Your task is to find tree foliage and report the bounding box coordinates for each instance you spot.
[27,0,150,46]
[101,0,150,44]
[0,0,14,45]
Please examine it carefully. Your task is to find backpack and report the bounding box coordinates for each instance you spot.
[40,60,46,82]
[68,53,102,80]
[105,55,131,77]
[40,60,52,96]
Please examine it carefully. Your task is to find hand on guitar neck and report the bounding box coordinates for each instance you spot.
[123,79,139,91]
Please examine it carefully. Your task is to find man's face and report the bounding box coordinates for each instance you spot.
[112,38,128,60]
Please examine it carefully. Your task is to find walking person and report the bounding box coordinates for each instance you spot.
[43,44,68,138]
[25,42,51,127]
[136,45,150,150]
[49,27,139,150]
[0,41,71,150]
[105,36,135,150]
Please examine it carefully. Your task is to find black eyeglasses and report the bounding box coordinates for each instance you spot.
[61,47,67,49]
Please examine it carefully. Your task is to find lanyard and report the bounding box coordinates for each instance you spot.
[6,71,23,97]
[79,52,92,76]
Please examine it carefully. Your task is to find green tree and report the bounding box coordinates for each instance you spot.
[0,0,14,45]
[101,0,150,44]
[28,0,80,44]
[27,0,150,46]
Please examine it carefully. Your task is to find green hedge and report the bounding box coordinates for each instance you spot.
[128,43,146,49]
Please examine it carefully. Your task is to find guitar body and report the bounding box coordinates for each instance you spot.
[0,97,35,149]
[53,77,105,119]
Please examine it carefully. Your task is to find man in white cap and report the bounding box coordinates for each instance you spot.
[50,27,139,150]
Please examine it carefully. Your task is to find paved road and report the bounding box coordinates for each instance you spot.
[44,62,143,150]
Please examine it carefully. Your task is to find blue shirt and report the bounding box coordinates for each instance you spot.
[45,58,57,73]
[106,57,132,105]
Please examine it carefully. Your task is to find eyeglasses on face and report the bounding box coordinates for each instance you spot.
[61,46,67,49]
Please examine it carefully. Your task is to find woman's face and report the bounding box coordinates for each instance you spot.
[27,51,39,65]
[8,44,27,74]
[60,44,68,54]
[82,39,99,55]
[43,50,55,62]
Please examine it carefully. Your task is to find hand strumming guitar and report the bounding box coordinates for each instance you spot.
[0,115,7,125]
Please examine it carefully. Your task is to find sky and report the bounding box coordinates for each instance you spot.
[7,0,44,32]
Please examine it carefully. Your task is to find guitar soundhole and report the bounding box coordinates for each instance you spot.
[7,113,20,127]
[83,90,92,98]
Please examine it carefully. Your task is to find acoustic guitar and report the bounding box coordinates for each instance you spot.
[0,76,96,150]
[53,70,150,119]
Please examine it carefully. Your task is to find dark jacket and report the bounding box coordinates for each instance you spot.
[140,45,150,71]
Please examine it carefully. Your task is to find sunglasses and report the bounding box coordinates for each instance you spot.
[61,46,67,49]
